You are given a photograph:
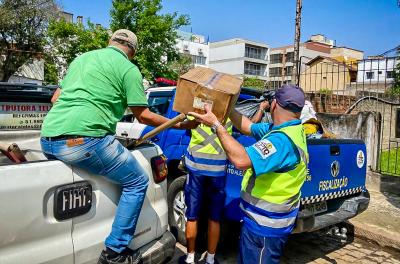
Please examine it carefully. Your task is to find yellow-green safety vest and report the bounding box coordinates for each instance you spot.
[185,119,233,175]
[240,123,308,229]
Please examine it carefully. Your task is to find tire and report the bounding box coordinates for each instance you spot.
[167,175,187,245]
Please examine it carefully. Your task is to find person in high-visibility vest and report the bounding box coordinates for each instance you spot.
[190,84,308,264]
[179,117,232,264]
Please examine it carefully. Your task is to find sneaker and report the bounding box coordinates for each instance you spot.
[98,248,142,264]
[206,259,219,264]
[178,255,195,264]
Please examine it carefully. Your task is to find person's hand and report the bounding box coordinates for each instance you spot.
[259,100,270,111]
[188,104,219,127]
[179,118,200,130]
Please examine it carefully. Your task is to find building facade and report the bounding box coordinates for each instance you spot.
[176,31,209,67]
[299,56,357,92]
[268,34,363,89]
[208,38,269,80]
[357,57,398,83]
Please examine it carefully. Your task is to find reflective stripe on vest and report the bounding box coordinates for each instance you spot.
[240,190,300,213]
[239,204,297,229]
[184,158,228,172]
[240,123,308,229]
[188,120,233,162]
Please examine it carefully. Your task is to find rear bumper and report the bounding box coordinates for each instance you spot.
[293,190,370,233]
[141,231,176,264]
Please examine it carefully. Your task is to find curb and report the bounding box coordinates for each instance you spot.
[344,220,400,252]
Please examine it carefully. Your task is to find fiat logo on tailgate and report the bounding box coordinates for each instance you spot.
[331,161,340,178]
[54,181,92,221]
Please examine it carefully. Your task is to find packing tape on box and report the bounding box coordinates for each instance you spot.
[193,72,223,111]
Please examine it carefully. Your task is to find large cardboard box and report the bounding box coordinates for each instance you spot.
[173,67,242,124]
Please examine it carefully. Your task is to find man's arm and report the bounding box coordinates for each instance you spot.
[190,105,252,170]
[229,109,253,136]
[130,106,198,129]
[250,100,269,123]
[51,88,61,104]
[215,125,252,170]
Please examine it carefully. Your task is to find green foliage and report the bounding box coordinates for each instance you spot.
[45,19,109,82]
[391,48,400,96]
[319,88,333,95]
[379,148,400,176]
[166,54,193,80]
[43,55,58,84]
[47,19,109,65]
[0,0,57,81]
[243,77,265,90]
[110,0,190,80]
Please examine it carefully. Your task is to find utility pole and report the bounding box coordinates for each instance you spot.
[293,0,302,85]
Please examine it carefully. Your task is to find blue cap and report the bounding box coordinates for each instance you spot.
[275,84,305,113]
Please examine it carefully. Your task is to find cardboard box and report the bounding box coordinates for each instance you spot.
[173,67,242,124]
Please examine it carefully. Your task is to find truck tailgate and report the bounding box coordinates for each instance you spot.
[301,139,367,205]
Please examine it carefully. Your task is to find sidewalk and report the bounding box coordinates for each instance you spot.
[347,173,400,251]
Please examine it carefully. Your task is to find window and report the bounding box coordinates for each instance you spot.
[245,46,264,60]
[286,52,294,63]
[269,67,282,77]
[268,81,282,89]
[244,62,265,76]
[378,71,382,74]
[366,72,374,80]
[387,71,394,79]
[147,92,173,116]
[191,55,206,65]
[285,66,293,76]
[121,91,173,122]
[270,54,283,64]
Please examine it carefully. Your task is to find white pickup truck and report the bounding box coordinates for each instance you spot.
[0,83,175,264]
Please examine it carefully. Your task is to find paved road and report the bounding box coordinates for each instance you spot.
[169,229,400,263]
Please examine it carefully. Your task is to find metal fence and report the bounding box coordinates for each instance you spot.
[268,56,400,175]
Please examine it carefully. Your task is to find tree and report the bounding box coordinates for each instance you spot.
[166,53,193,79]
[388,47,400,97]
[243,77,266,90]
[110,0,190,80]
[0,0,58,81]
[45,19,110,83]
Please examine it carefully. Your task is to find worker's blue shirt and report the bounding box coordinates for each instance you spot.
[246,120,301,177]
[243,119,302,237]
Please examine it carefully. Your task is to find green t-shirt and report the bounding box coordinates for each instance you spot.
[41,46,148,137]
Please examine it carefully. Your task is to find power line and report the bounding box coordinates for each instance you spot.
[379,45,400,57]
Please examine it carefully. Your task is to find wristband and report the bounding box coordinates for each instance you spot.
[211,120,222,133]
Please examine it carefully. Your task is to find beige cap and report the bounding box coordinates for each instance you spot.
[111,29,138,51]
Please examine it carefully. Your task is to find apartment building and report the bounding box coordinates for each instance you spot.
[176,31,209,67]
[268,34,363,88]
[209,38,269,80]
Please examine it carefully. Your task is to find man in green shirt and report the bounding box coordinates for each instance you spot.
[41,29,197,264]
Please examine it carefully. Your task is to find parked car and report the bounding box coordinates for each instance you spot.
[116,86,370,245]
[0,83,175,264]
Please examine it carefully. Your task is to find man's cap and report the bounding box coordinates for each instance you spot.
[111,29,138,51]
[275,84,305,113]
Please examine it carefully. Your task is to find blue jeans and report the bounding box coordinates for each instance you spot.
[41,135,149,253]
[239,225,288,264]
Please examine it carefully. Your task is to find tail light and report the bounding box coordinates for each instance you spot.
[151,155,168,183]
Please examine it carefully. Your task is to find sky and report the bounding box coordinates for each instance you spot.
[61,0,400,56]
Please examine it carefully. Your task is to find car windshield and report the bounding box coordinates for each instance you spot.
[147,91,174,116]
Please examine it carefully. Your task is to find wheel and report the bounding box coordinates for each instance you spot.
[168,175,187,245]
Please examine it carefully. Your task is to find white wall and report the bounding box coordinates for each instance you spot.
[357,58,397,82]
[209,43,245,62]
[209,59,244,76]
[176,39,209,66]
